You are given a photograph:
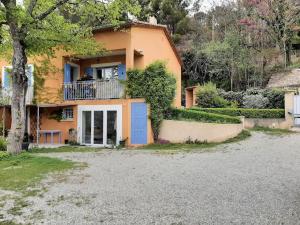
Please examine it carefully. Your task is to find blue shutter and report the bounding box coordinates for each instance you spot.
[3,67,10,88]
[85,67,93,78]
[64,64,71,83]
[131,102,148,144]
[118,64,126,80]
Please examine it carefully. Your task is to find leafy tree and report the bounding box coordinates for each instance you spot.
[0,0,139,154]
[126,61,176,141]
[137,0,191,35]
[183,1,278,92]
[245,0,300,67]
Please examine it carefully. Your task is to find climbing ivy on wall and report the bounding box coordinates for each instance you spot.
[126,61,176,141]
[33,58,61,104]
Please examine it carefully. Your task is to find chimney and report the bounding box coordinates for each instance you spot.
[148,16,157,25]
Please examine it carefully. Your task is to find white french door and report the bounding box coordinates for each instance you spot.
[78,105,122,146]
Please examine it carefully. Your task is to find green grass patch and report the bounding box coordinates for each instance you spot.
[139,130,251,152]
[28,146,104,153]
[0,153,75,191]
[288,62,300,69]
[250,126,296,135]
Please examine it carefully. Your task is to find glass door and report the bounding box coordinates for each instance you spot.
[94,111,104,145]
[79,105,122,146]
[82,111,92,144]
[107,111,117,146]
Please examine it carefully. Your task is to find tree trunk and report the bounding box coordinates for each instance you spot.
[7,38,28,154]
[285,42,291,66]
[283,41,291,68]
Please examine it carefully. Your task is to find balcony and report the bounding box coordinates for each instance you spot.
[63,79,125,101]
[0,86,34,105]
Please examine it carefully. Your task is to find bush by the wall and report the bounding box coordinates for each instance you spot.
[262,89,285,109]
[245,88,264,95]
[196,82,230,108]
[127,61,176,141]
[243,94,270,109]
[0,137,7,151]
[218,89,244,107]
[217,88,284,109]
[165,108,241,124]
[191,107,285,118]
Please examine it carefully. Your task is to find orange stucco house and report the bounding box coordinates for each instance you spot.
[0,21,182,147]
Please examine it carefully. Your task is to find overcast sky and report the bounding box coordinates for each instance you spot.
[196,0,233,12]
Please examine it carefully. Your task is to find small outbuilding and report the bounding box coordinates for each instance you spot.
[185,86,199,108]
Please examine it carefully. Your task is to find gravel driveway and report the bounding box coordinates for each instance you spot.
[2,132,300,225]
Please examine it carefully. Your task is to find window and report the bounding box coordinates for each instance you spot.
[95,68,103,80]
[62,108,74,120]
[94,66,118,80]
[3,64,34,88]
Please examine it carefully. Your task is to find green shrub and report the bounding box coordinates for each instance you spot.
[218,89,244,107]
[191,107,285,118]
[245,88,264,95]
[196,82,230,108]
[165,108,241,124]
[243,88,284,109]
[243,94,270,109]
[0,137,7,151]
[217,88,285,109]
[0,151,9,160]
[127,61,176,141]
[262,89,285,109]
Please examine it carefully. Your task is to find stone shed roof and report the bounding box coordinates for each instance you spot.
[267,69,300,88]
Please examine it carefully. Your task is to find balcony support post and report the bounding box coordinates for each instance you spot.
[2,106,5,138]
[36,105,40,145]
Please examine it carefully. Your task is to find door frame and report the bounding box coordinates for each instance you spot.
[77,105,122,146]
[294,95,300,126]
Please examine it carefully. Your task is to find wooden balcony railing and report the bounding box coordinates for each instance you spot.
[63,79,125,101]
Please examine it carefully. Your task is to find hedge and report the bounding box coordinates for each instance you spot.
[165,108,241,124]
[191,107,285,119]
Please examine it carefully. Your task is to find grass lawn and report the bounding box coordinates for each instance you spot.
[0,153,75,191]
[138,130,251,151]
[250,126,296,135]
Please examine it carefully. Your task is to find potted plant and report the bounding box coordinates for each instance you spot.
[119,138,128,148]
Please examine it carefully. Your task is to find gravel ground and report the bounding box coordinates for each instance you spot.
[1,132,300,225]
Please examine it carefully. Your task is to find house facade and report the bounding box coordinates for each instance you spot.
[0,21,182,147]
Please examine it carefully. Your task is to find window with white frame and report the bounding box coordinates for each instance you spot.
[62,108,74,120]
[93,65,119,80]
[2,64,34,88]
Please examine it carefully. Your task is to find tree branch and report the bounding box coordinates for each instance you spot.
[35,0,70,21]
[27,0,37,16]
